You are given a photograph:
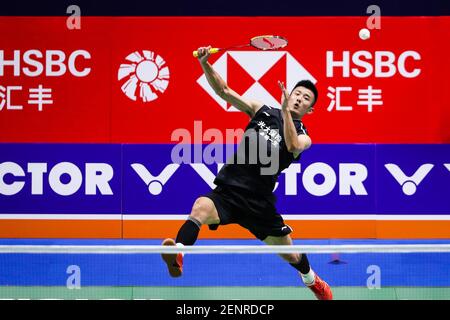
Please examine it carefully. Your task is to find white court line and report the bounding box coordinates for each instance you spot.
[0,214,121,220]
[122,214,450,221]
[0,214,450,221]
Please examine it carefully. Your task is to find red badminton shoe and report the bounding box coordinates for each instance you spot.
[161,238,183,278]
[308,274,333,300]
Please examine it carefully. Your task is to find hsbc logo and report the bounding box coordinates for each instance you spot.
[0,50,91,77]
[197,51,316,111]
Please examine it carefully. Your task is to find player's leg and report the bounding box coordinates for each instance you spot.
[176,197,220,245]
[263,234,313,281]
[162,197,220,277]
[264,234,333,300]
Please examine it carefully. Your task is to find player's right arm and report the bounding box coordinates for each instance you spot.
[197,46,263,118]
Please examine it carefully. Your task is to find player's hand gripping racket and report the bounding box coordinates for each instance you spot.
[193,35,288,58]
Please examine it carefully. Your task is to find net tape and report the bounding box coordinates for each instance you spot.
[1,244,450,254]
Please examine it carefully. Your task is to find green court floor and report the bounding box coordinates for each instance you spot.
[1,286,449,300]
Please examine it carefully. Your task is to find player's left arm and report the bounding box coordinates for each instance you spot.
[282,114,312,157]
[292,134,312,158]
[279,81,312,157]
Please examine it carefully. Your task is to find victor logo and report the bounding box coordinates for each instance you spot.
[384,163,434,195]
[0,162,113,196]
[130,162,369,197]
[131,163,179,195]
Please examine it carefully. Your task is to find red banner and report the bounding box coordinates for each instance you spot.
[0,17,449,143]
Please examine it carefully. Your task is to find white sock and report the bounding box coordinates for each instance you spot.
[300,269,316,286]
[176,242,185,257]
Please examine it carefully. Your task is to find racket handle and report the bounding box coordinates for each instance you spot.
[193,48,220,58]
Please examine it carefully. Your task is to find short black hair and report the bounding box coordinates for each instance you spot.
[291,80,318,106]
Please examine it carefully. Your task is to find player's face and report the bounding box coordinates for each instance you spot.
[289,86,315,118]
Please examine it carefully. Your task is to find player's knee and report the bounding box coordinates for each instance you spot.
[190,197,215,224]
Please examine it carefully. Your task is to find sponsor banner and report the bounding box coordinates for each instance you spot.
[123,144,377,214]
[123,144,450,215]
[1,143,449,215]
[0,144,121,213]
[123,144,212,215]
[0,17,449,143]
[2,0,448,16]
[377,144,450,214]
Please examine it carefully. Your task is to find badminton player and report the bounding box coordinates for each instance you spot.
[162,46,332,300]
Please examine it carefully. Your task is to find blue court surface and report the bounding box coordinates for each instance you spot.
[0,239,449,299]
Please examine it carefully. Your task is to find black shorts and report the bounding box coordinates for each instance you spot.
[203,184,292,241]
